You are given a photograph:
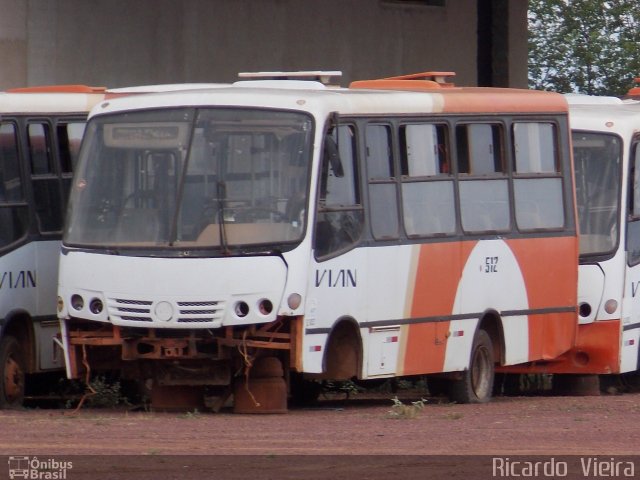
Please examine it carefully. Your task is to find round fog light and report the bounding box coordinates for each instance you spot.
[578,302,592,318]
[258,299,273,315]
[234,301,249,318]
[71,294,84,311]
[89,298,104,314]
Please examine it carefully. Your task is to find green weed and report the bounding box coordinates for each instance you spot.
[387,396,427,419]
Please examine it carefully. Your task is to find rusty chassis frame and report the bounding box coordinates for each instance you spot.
[65,316,304,380]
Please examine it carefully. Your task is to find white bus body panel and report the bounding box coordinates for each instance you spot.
[59,251,287,328]
[451,240,529,367]
[304,239,532,377]
[35,241,64,370]
[569,99,640,374]
[577,264,605,325]
[622,262,640,372]
[367,326,401,376]
[0,240,62,371]
[0,245,37,320]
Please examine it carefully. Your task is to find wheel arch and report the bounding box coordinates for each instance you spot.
[1,309,36,373]
[322,316,363,380]
[477,309,505,366]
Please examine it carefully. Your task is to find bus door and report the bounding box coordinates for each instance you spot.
[309,124,366,376]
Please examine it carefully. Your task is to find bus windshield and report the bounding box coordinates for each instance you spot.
[572,131,622,257]
[64,107,313,252]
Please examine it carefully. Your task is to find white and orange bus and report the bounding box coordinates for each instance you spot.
[501,92,640,388]
[0,85,108,407]
[56,72,579,409]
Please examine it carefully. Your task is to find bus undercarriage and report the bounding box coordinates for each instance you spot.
[62,316,303,412]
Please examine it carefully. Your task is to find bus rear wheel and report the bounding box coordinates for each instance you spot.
[0,336,26,408]
[449,329,494,404]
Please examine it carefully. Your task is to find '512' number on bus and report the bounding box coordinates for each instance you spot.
[485,256,498,273]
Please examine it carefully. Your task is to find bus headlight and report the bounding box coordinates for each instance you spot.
[258,299,273,315]
[71,294,84,311]
[89,298,104,314]
[234,301,249,318]
[604,299,618,314]
[287,293,302,310]
[57,296,64,313]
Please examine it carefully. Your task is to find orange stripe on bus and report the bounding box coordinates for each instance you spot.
[527,312,577,361]
[438,89,568,114]
[506,236,578,360]
[401,322,450,375]
[6,85,106,94]
[557,319,621,374]
[499,320,621,375]
[401,242,474,375]
[350,81,568,114]
[401,236,578,374]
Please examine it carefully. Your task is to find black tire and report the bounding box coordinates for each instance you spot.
[600,374,625,395]
[289,373,322,406]
[551,374,600,396]
[0,335,26,408]
[449,329,494,404]
[426,376,450,397]
[501,374,523,396]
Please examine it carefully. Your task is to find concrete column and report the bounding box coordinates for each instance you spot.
[1,0,527,90]
[25,0,58,87]
[0,0,28,88]
[508,0,528,88]
[477,0,528,88]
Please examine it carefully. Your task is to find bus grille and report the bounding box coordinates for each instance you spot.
[108,298,223,324]
[177,301,221,323]
[110,299,153,322]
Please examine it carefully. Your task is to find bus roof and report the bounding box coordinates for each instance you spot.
[88,74,569,120]
[106,83,229,95]
[568,96,640,135]
[0,83,235,115]
[564,93,623,106]
[0,85,107,114]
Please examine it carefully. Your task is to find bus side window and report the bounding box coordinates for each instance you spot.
[627,143,640,266]
[28,122,64,233]
[573,131,621,256]
[366,124,399,239]
[0,122,29,247]
[457,123,510,232]
[58,122,86,218]
[400,123,455,237]
[58,122,86,174]
[512,122,564,231]
[314,125,363,259]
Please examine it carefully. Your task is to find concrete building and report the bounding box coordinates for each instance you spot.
[0,0,528,89]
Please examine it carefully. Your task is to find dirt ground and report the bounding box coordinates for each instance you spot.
[1,390,639,479]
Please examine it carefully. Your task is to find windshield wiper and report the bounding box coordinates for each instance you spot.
[217,179,231,255]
